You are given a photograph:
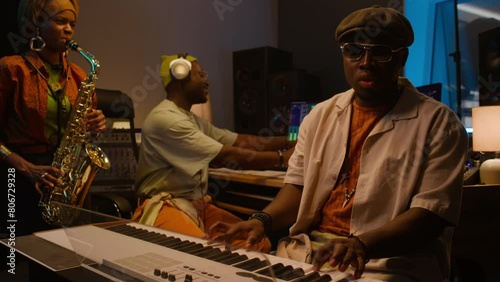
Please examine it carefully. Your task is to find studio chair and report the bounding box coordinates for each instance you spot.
[89,88,139,219]
[90,194,133,219]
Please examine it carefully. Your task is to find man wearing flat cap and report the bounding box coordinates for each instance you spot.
[133,54,296,253]
[208,6,468,281]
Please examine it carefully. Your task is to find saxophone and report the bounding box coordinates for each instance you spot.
[39,40,111,225]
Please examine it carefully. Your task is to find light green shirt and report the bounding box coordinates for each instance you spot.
[44,63,71,146]
[136,99,237,200]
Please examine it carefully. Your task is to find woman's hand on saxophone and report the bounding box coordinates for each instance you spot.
[85,109,107,131]
[33,166,61,195]
[4,153,60,194]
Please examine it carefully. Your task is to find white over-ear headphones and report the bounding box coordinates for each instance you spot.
[169,53,192,80]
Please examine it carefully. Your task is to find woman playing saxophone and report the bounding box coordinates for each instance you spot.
[0,0,106,237]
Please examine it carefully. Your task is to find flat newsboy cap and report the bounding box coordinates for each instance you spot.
[335,5,414,47]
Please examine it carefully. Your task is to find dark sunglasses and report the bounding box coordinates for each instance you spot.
[340,43,405,63]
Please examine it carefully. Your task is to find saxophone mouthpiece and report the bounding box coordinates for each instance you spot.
[67,40,81,51]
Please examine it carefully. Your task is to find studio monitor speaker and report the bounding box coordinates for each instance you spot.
[268,70,321,135]
[233,46,293,135]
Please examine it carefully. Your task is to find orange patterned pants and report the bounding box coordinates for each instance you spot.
[132,196,271,253]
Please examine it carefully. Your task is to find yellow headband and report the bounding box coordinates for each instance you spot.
[18,0,79,31]
[44,0,79,18]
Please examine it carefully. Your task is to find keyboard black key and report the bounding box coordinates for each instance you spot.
[189,245,216,256]
[309,274,333,282]
[220,254,248,265]
[168,240,196,250]
[256,263,281,276]
[295,272,321,282]
[134,232,164,241]
[106,224,132,233]
[260,263,296,280]
[294,271,333,282]
[130,230,160,240]
[281,267,306,280]
[176,242,205,253]
[208,251,236,262]
[144,234,171,244]
[196,248,223,259]
[233,257,270,271]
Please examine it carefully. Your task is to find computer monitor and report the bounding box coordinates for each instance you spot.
[287,101,316,141]
[416,83,442,101]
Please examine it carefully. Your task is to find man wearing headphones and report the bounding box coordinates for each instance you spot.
[132,54,294,252]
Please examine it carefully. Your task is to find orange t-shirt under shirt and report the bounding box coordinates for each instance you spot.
[317,100,393,236]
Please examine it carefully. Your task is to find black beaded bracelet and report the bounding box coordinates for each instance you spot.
[348,233,370,263]
[248,212,272,233]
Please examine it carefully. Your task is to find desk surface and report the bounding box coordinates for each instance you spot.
[209,169,285,188]
[208,169,285,215]
[209,171,499,191]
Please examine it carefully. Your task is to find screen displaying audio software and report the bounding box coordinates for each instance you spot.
[288,101,316,141]
[416,83,442,102]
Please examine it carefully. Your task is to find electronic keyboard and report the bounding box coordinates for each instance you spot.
[35,222,381,282]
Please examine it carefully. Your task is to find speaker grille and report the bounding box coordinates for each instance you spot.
[233,47,293,135]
